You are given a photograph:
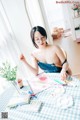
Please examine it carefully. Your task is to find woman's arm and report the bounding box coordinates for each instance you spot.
[55,46,69,80]
[55,45,69,71]
[20,54,38,75]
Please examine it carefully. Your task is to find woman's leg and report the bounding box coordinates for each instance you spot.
[67,67,72,75]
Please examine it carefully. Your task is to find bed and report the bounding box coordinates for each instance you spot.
[0,73,80,120]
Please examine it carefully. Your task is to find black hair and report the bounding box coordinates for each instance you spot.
[30,26,47,48]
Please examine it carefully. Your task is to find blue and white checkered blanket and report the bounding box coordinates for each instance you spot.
[0,73,80,120]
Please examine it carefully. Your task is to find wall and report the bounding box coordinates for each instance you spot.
[62,4,71,30]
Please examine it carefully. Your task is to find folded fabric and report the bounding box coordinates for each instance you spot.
[7,94,31,109]
[18,100,43,112]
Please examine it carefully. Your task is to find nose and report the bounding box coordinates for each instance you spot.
[38,37,42,40]
[38,39,43,44]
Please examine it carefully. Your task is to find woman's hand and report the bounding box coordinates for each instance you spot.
[20,54,26,62]
[60,69,68,81]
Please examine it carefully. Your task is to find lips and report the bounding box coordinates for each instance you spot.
[41,43,44,45]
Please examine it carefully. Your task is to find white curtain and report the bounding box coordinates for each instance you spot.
[25,0,45,27]
[0,0,35,93]
[0,1,20,66]
[0,1,21,93]
[25,0,53,44]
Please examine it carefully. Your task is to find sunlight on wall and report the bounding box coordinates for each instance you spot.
[43,0,65,30]
[42,0,71,32]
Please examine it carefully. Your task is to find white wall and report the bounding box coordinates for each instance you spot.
[41,0,71,30]
[62,4,71,29]
[67,4,76,40]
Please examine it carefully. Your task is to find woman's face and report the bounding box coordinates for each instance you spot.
[34,31,47,48]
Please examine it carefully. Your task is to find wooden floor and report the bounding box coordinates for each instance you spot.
[52,35,80,75]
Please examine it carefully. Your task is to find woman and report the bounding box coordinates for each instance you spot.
[20,26,72,80]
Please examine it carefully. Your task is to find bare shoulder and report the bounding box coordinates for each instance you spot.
[53,45,60,49]
[50,45,60,51]
[31,49,39,55]
[31,49,39,60]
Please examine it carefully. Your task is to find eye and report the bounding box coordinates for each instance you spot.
[41,36,45,39]
[35,38,39,41]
